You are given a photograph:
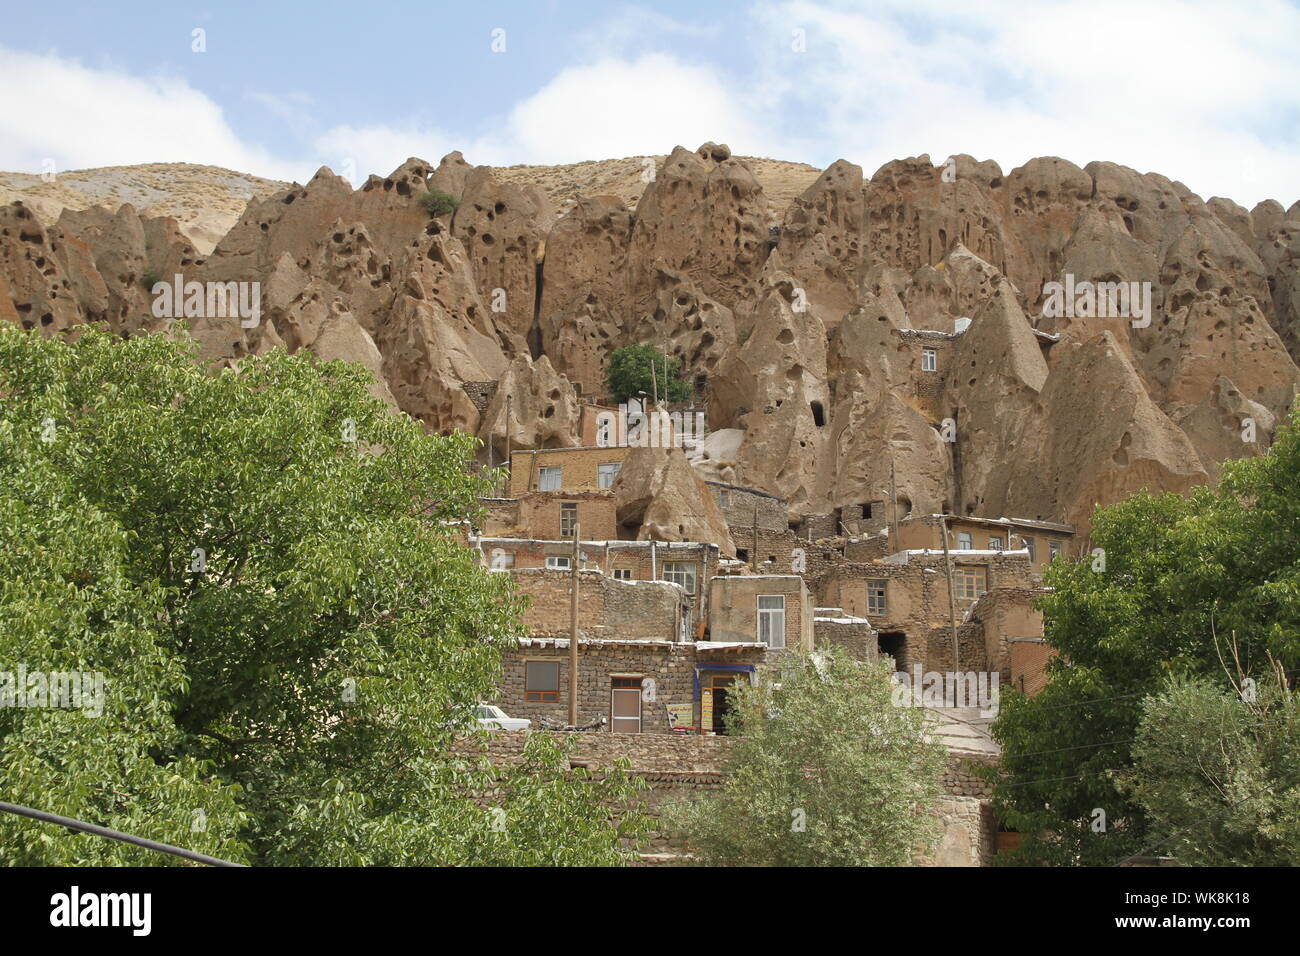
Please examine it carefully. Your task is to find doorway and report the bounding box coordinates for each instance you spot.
[706,674,737,736]
[878,631,907,670]
[610,677,642,733]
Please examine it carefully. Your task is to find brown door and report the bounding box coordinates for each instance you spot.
[610,677,642,733]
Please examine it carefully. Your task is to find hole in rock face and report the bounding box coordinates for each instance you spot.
[777,328,795,344]
[810,401,825,427]
[396,181,411,196]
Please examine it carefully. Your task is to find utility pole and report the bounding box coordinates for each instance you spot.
[569,520,580,726]
[504,393,513,498]
[941,515,960,674]
[650,353,659,407]
[889,457,899,554]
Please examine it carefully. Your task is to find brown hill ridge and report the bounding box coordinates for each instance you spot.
[3,143,1299,534]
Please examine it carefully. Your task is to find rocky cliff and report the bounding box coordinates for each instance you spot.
[3,143,1298,533]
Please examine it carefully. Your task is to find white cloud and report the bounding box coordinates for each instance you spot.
[3,2,1297,209]
[502,54,771,164]
[0,46,304,182]
[750,0,1300,206]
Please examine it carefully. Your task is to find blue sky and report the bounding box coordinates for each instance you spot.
[1,0,1297,207]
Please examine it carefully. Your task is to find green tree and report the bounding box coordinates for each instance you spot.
[666,649,946,866]
[605,343,693,405]
[1122,673,1300,866]
[0,324,645,865]
[419,189,458,217]
[990,402,1300,865]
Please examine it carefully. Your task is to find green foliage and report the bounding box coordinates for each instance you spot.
[0,325,645,865]
[990,401,1300,865]
[1122,675,1300,866]
[605,343,693,405]
[665,649,946,866]
[140,268,162,289]
[419,189,458,217]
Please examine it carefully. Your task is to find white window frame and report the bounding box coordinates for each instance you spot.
[921,348,937,372]
[662,561,697,595]
[1049,539,1063,561]
[956,531,973,550]
[545,555,571,571]
[757,594,786,648]
[1021,536,1036,562]
[537,466,562,492]
[988,536,1004,551]
[597,463,621,489]
[612,568,632,580]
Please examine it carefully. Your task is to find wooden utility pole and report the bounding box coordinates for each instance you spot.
[889,457,899,554]
[650,355,659,407]
[569,520,581,726]
[504,393,513,497]
[941,516,960,674]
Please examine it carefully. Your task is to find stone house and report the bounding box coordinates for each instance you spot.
[494,638,767,735]
[479,490,619,541]
[815,549,1037,672]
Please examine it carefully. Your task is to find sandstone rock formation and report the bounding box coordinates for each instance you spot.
[4,143,1298,537]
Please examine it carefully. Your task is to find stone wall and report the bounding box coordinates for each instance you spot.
[494,640,768,734]
[509,568,685,642]
[709,481,788,533]
[466,730,1000,865]
[814,613,877,660]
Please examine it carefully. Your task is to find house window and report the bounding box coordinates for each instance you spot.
[956,531,973,550]
[867,579,888,616]
[719,489,730,509]
[988,536,1004,550]
[538,466,562,491]
[545,555,571,571]
[662,561,697,594]
[922,348,937,372]
[757,595,785,648]
[597,463,621,489]
[1021,536,1036,562]
[559,502,577,538]
[1049,540,1063,561]
[953,567,987,601]
[612,568,632,580]
[595,414,613,447]
[525,661,560,702]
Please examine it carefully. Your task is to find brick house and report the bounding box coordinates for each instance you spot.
[707,574,814,651]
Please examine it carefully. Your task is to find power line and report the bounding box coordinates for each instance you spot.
[0,801,245,867]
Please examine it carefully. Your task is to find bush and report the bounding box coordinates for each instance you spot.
[419,189,458,217]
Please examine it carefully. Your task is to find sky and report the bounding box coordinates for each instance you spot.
[0,0,1297,208]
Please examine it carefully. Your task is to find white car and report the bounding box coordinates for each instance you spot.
[476,704,530,731]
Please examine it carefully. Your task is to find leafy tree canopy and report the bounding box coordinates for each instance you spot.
[0,325,644,865]
[605,343,693,405]
[990,401,1300,865]
[667,649,946,866]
